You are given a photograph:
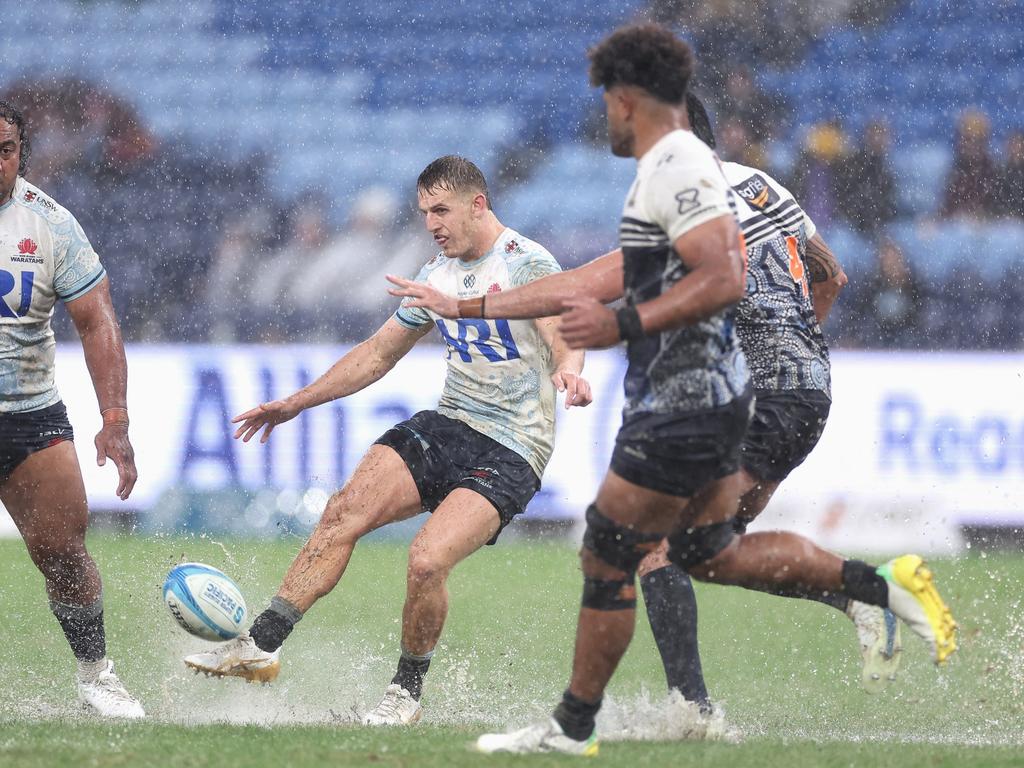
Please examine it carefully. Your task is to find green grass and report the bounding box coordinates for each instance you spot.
[1,533,1022,767]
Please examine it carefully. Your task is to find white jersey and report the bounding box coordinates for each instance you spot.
[0,177,106,412]
[395,228,560,478]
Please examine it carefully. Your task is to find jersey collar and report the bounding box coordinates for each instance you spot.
[637,129,689,172]
[456,226,514,269]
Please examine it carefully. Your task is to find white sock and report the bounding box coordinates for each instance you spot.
[77,658,108,683]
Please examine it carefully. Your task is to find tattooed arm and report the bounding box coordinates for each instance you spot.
[806,233,848,324]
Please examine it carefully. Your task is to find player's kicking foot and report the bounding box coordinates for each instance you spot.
[362,684,423,725]
[183,634,280,683]
[846,601,902,693]
[475,719,599,756]
[879,555,957,664]
[78,660,146,719]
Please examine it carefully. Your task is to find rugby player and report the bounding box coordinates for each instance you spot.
[632,91,899,714]
[0,101,143,718]
[183,156,592,726]
[388,25,957,755]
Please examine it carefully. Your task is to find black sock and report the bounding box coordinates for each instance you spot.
[553,689,602,741]
[640,566,710,713]
[249,596,303,653]
[392,648,433,700]
[841,560,889,607]
[50,596,106,662]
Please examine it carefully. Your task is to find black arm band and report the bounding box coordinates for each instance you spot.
[615,306,645,341]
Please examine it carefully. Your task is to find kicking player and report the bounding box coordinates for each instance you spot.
[634,91,898,715]
[183,156,592,725]
[0,101,143,718]
[389,25,956,755]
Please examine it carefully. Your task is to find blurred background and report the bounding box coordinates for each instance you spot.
[0,0,1018,551]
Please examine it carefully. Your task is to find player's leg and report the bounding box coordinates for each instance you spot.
[637,542,709,712]
[1,438,144,718]
[184,443,422,680]
[364,488,501,725]
[671,475,955,666]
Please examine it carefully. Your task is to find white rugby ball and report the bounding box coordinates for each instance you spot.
[163,562,247,641]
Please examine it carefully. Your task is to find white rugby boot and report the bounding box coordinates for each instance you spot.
[77,660,146,719]
[878,555,957,665]
[846,601,902,693]
[362,684,423,725]
[476,718,599,756]
[183,633,280,683]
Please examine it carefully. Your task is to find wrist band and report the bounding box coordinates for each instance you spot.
[101,407,129,427]
[459,295,486,319]
[615,306,645,341]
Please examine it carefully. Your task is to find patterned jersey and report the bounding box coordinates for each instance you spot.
[724,162,831,397]
[394,228,561,478]
[0,177,107,413]
[619,129,749,418]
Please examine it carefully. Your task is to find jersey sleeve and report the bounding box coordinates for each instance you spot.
[646,155,735,243]
[53,213,106,302]
[393,259,435,329]
[759,171,817,239]
[508,246,561,287]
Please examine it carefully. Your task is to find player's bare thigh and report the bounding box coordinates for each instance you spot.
[406,487,501,579]
[0,440,88,549]
[316,443,423,537]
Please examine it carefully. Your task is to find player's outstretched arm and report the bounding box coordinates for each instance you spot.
[386,249,625,320]
[805,233,847,323]
[65,277,137,501]
[559,215,744,349]
[233,318,430,443]
[534,316,593,409]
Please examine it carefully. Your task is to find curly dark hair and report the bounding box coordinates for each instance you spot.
[588,23,695,105]
[686,92,716,149]
[0,100,31,176]
[417,155,491,209]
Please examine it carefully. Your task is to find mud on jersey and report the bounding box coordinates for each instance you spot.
[394,228,560,478]
[0,177,106,412]
[724,162,831,397]
[619,129,749,418]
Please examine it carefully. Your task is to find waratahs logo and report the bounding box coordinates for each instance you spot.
[17,239,37,255]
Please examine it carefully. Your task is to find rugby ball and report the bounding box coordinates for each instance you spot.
[163,562,247,641]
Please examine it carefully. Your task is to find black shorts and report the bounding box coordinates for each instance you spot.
[611,391,754,498]
[741,389,831,483]
[0,401,75,482]
[374,410,541,543]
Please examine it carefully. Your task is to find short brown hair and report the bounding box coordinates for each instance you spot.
[588,24,695,105]
[417,155,491,209]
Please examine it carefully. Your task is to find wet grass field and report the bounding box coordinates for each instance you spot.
[1,533,1020,766]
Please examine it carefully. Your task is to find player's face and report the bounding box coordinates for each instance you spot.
[604,89,635,158]
[417,185,481,260]
[0,121,20,205]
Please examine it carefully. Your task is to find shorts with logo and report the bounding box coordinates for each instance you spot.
[374,410,541,544]
[741,388,831,483]
[611,391,754,498]
[0,401,75,482]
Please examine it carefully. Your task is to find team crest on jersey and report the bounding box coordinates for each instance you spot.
[23,191,36,203]
[504,239,521,254]
[17,238,37,255]
[734,174,780,210]
[487,282,501,294]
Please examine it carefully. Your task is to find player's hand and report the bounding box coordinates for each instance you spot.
[558,298,620,350]
[551,370,593,409]
[386,275,459,318]
[95,425,137,501]
[232,399,302,444]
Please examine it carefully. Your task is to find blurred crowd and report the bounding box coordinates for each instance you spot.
[2,73,1021,351]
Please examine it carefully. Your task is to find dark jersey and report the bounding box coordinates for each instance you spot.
[724,162,831,397]
[619,130,749,418]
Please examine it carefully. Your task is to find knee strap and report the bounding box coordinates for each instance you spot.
[582,576,637,610]
[667,520,736,570]
[582,504,663,573]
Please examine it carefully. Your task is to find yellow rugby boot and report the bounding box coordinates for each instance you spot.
[877,555,957,665]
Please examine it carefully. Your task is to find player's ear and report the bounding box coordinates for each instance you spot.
[471,192,488,217]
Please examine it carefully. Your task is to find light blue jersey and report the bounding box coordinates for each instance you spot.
[395,228,561,478]
[0,177,106,412]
